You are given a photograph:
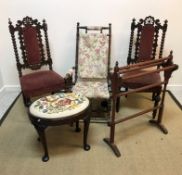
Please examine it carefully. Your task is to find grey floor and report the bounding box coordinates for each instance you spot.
[0,89,181,121]
[170,89,182,105]
[0,90,20,120]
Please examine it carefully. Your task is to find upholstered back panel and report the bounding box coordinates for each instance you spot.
[22,26,41,65]
[78,33,109,79]
[138,24,155,62]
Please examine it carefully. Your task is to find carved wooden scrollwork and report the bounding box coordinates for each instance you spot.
[127,16,168,65]
[144,16,155,25]
[16,16,40,28]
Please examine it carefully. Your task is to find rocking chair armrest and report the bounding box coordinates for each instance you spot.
[65,73,72,82]
[65,67,75,78]
[64,67,75,89]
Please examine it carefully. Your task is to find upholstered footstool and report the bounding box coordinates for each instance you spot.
[28,92,91,162]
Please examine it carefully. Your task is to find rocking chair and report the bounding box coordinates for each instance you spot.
[67,22,112,122]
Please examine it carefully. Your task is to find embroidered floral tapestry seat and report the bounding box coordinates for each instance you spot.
[28,92,91,162]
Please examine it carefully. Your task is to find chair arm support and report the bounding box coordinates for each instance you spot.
[64,67,75,89]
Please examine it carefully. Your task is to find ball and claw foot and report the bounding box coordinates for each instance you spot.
[84,144,90,151]
[42,155,49,162]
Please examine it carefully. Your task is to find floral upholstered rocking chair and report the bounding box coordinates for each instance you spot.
[67,22,112,122]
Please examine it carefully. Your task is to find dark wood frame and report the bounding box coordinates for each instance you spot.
[28,100,91,162]
[103,51,178,157]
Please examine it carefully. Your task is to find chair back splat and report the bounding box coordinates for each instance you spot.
[104,51,178,157]
[9,16,53,76]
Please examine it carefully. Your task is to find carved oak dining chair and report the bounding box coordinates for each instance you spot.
[117,16,168,111]
[9,16,65,106]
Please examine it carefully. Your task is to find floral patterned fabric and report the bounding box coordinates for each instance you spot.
[72,78,110,99]
[78,33,109,79]
[29,93,89,119]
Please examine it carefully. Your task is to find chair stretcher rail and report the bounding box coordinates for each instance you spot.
[121,65,177,81]
[118,57,170,71]
[109,105,161,125]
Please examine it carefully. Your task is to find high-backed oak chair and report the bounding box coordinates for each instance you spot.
[104,52,178,157]
[117,16,168,110]
[9,16,65,106]
[67,22,111,122]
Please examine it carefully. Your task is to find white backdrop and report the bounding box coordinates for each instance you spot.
[0,0,181,89]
